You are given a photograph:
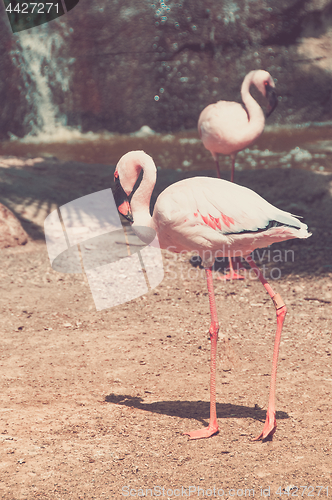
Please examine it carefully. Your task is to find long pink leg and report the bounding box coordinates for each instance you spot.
[215,154,243,278]
[246,255,287,441]
[215,152,236,181]
[219,154,244,280]
[218,255,244,281]
[184,267,219,439]
[215,158,221,179]
[230,153,236,183]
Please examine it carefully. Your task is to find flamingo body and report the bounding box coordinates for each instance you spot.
[198,70,278,179]
[199,101,259,157]
[153,176,308,261]
[114,151,310,441]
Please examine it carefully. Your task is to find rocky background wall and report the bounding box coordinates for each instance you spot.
[1,0,332,139]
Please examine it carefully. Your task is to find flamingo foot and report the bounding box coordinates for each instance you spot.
[217,270,244,281]
[253,410,276,441]
[183,423,219,440]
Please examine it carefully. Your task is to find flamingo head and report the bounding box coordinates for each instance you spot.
[113,151,156,224]
[113,168,133,223]
[251,70,278,118]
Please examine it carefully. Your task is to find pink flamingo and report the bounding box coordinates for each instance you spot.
[198,70,278,280]
[198,70,278,181]
[114,151,310,441]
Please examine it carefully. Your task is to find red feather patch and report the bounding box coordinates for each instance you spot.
[197,210,234,230]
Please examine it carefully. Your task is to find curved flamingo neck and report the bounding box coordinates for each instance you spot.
[241,71,265,130]
[129,154,156,228]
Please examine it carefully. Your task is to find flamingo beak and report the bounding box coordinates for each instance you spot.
[117,200,133,223]
[265,83,278,118]
[113,172,134,223]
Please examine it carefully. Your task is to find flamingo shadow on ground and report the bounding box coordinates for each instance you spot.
[105,393,289,427]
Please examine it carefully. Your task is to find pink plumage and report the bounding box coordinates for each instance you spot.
[114,151,310,441]
[198,70,278,181]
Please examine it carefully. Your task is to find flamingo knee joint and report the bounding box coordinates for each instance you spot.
[272,293,285,311]
[209,322,219,341]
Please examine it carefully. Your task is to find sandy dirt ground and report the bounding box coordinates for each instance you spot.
[0,156,331,499]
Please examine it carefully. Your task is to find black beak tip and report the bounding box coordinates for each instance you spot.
[266,88,278,118]
[124,211,134,224]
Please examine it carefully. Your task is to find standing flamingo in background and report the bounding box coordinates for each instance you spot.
[198,70,278,279]
[114,151,310,441]
[198,70,278,181]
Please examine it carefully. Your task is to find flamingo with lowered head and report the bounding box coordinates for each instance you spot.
[114,150,310,441]
[198,70,278,280]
